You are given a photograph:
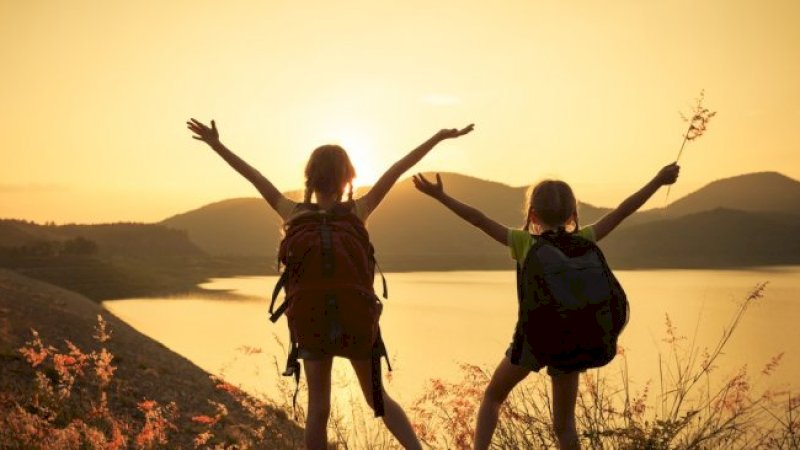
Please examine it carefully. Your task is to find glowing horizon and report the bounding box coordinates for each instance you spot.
[2,1,799,224]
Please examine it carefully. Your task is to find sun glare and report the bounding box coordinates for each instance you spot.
[334,131,380,189]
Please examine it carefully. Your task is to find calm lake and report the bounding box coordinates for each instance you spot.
[104,268,799,405]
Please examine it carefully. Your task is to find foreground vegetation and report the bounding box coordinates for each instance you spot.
[2,283,797,449]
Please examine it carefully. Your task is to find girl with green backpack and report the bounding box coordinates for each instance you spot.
[413,163,680,450]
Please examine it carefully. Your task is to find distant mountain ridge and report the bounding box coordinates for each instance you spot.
[0,220,204,257]
[0,220,249,300]
[601,208,800,268]
[2,172,798,271]
[664,171,800,217]
[160,171,800,269]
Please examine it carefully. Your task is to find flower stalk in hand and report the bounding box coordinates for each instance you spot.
[665,90,717,206]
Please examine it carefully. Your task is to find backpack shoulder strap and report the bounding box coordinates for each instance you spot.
[332,200,357,215]
[520,233,550,271]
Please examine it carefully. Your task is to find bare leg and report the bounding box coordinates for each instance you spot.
[550,372,580,450]
[350,359,422,450]
[474,357,530,450]
[303,358,333,450]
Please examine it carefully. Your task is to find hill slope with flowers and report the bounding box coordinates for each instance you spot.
[0,269,303,448]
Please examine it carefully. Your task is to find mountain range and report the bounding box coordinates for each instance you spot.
[160,171,800,270]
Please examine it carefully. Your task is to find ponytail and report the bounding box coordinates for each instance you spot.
[522,209,532,232]
[303,180,313,204]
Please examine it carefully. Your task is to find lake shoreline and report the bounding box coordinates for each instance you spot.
[6,254,797,306]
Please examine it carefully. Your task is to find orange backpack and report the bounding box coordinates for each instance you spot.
[269,202,390,416]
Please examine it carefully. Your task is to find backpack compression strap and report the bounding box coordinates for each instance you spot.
[268,269,291,323]
[370,330,392,417]
[282,341,302,418]
[319,219,335,276]
[375,259,388,299]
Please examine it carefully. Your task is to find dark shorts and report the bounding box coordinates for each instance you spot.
[505,336,584,377]
[297,347,332,361]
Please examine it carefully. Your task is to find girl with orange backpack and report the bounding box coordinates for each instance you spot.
[187,118,473,449]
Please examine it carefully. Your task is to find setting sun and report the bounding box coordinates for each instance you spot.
[331,129,381,189]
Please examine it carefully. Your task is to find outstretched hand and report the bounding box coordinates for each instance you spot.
[655,162,681,186]
[434,124,474,141]
[187,118,220,144]
[413,173,445,199]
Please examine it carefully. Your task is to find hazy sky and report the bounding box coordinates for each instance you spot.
[2,0,799,223]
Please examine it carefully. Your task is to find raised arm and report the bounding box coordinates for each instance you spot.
[592,163,680,241]
[360,124,474,216]
[413,173,508,245]
[187,119,287,212]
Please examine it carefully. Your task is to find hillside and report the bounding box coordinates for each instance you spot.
[161,173,611,262]
[0,220,205,258]
[663,171,800,217]
[601,208,800,268]
[161,197,285,257]
[0,269,302,448]
[160,171,800,269]
[0,220,266,300]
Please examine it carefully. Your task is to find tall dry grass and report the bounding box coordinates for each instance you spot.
[407,282,799,450]
[3,283,797,449]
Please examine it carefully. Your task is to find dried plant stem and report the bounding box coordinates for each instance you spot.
[674,125,692,164]
[665,90,716,210]
[664,128,693,208]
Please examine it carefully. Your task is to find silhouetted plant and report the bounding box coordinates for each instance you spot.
[665,90,717,205]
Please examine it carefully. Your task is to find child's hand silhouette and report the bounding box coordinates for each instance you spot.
[413,173,445,199]
[655,163,681,186]
[187,118,220,144]
[434,124,474,141]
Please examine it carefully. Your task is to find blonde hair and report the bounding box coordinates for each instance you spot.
[523,179,579,232]
[303,145,356,203]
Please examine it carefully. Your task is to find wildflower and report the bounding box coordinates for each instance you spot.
[676,89,717,161]
[215,381,241,395]
[93,314,112,343]
[135,400,177,449]
[761,352,784,376]
[138,399,157,412]
[19,329,53,368]
[192,415,217,425]
[65,340,91,371]
[193,430,214,447]
[662,313,686,344]
[665,90,716,205]
[53,345,89,400]
[680,90,717,144]
[715,367,751,414]
[94,348,117,387]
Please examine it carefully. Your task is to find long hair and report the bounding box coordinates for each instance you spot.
[303,145,356,203]
[522,179,579,233]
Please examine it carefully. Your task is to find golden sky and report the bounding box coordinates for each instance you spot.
[2,0,799,223]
